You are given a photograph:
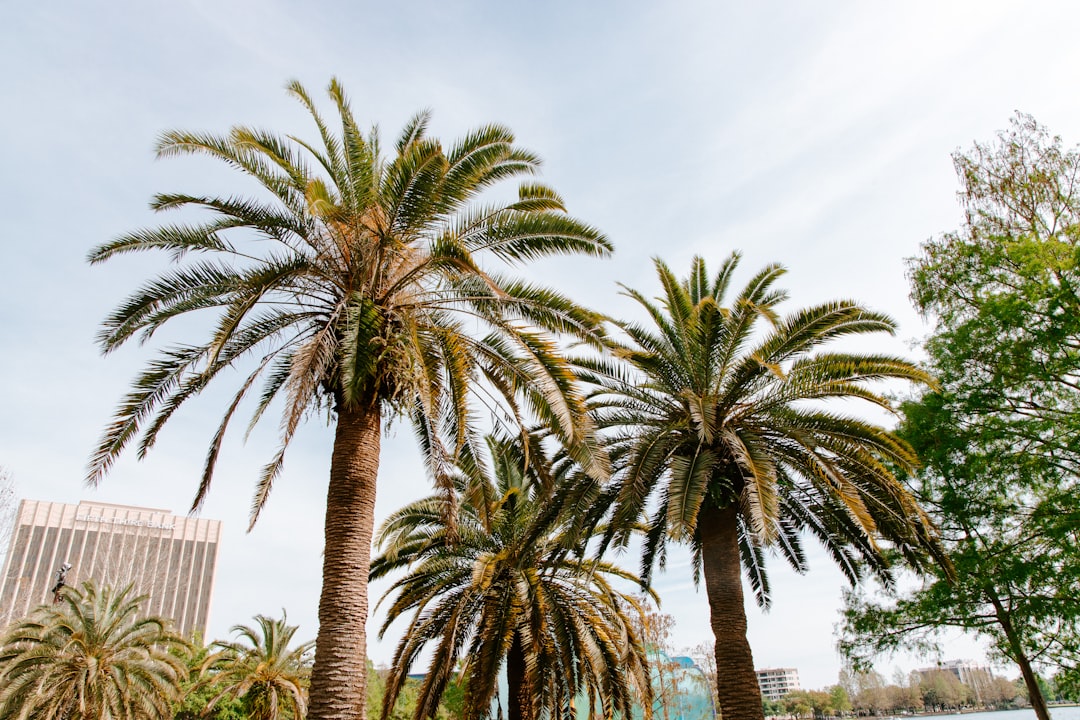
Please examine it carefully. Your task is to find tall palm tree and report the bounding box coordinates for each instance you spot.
[587,254,948,720]
[199,613,314,720]
[370,432,653,720]
[87,79,612,720]
[0,581,188,720]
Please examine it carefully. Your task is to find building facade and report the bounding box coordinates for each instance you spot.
[0,499,222,639]
[914,659,994,686]
[756,667,801,701]
[914,659,995,701]
[569,650,716,719]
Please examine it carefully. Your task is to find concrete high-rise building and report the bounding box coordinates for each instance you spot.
[0,499,222,638]
[756,667,801,701]
[914,659,995,701]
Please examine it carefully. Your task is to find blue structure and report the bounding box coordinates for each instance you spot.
[572,649,716,720]
[478,647,717,719]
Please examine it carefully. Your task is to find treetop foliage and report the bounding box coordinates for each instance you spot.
[841,114,1080,720]
[909,114,1080,472]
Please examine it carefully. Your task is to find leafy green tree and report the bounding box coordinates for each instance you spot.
[585,254,945,720]
[981,676,1022,709]
[177,677,247,720]
[916,670,969,713]
[366,667,438,720]
[87,79,612,720]
[780,689,846,719]
[841,669,889,716]
[366,661,384,720]
[198,613,313,720]
[436,674,466,719]
[175,638,246,720]
[0,581,188,720]
[366,670,466,720]
[780,690,814,719]
[370,431,651,720]
[827,684,852,716]
[839,114,1080,720]
[839,666,924,716]
[1049,671,1080,703]
[761,696,785,718]
[806,690,836,719]
[886,676,924,714]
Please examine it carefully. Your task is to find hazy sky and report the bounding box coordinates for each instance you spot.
[3,0,1079,691]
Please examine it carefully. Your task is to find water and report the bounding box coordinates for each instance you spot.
[915,708,1080,720]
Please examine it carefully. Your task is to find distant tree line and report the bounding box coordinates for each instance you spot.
[763,666,1079,720]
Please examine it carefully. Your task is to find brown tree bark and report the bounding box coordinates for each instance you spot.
[699,502,765,720]
[307,402,381,720]
[986,588,1051,720]
[507,629,533,720]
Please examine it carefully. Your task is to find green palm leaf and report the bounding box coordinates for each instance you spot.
[88,79,612,720]
[199,613,313,720]
[591,254,947,720]
[373,431,652,720]
[0,582,188,720]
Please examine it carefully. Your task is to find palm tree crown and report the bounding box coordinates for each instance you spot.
[371,432,653,720]
[587,254,946,720]
[200,613,314,720]
[0,581,188,720]
[87,79,613,720]
[87,78,611,517]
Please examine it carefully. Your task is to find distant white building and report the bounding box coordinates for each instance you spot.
[911,660,993,699]
[914,660,994,690]
[756,667,801,701]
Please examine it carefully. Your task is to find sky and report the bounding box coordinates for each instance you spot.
[2,0,1079,692]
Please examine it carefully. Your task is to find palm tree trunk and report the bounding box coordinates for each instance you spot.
[307,402,381,720]
[699,502,765,720]
[507,629,532,720]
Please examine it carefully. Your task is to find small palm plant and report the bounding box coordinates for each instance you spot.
[0,581,188,720]
[371,432,653,720]
[199,613,314,720]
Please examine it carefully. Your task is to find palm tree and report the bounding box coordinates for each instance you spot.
[175,640,245,720]
[587,254,948,720]
[0,581,188,720]
[370,432,652,720]
[199,613,314,720]
[87,79,612,720]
